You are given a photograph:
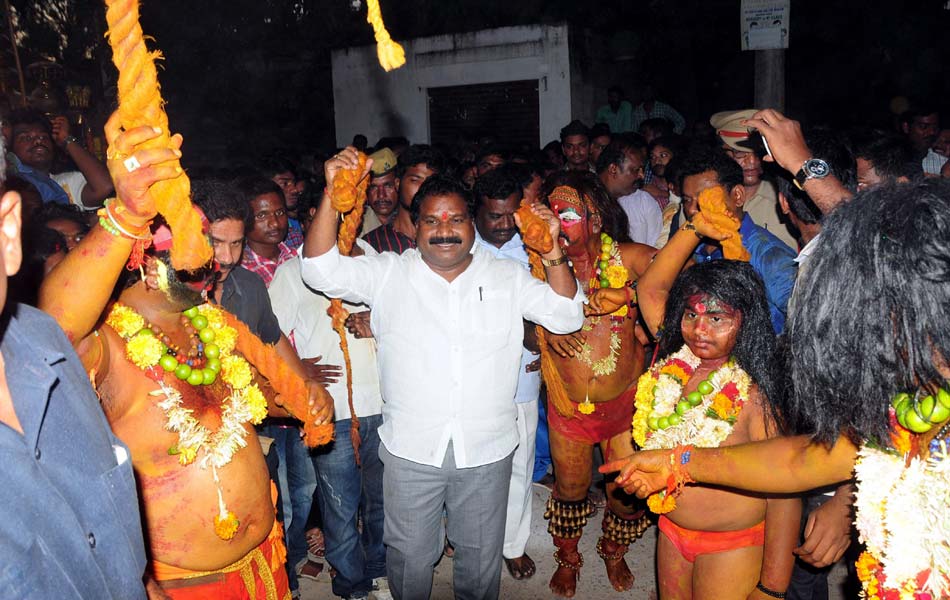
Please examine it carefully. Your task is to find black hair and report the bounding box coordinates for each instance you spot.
[475,144,508,165]
[590,123,612,140]
[472,166,523,211]
[34,203,90,234]
[595,136,645,175]
[677,142,744,191]
[649,135,686,158]
[257,156,297,180]
[397,144,446,178]
[607,85,624,97]
[540,170,632,243]
[638,118,674,138]
[776,127,856,225]
[409,174,473,223]
[658,260,782,424]
[784,178,950,446]
[506,162,543,188]
[232,174,285,228]
[560,120,590,142]
[192,178,251,230]
[854,131,923,182]
[9,108,52,134]
[899,105,939,127]
[375,136,410,153]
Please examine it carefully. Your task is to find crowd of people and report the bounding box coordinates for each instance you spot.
[3,79,950,600]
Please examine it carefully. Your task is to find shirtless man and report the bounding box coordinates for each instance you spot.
[39,123,333,599]
[538,171,655,597]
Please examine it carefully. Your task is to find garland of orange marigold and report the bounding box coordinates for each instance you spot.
[328,153,370,464]
[518,201,576,418]
[104,0,212,271]
[224,311,334,447]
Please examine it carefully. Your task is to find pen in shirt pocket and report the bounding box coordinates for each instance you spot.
[479,286,483,301]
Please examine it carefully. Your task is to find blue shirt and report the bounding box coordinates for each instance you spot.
[10,155,70,205]
[474,231,542,404]
[693,214,797,333]
[0,305,147,599]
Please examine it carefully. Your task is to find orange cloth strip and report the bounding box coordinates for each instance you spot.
[658,515,765,563]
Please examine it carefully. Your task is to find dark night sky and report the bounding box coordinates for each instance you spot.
[13,0,950,163]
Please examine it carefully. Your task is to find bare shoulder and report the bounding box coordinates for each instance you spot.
[618,242,658,277]
[741,382,779,442]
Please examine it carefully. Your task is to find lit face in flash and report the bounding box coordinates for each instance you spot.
[680,293,742,361]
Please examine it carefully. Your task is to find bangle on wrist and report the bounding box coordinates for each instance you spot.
[755,582,787,599]
[60,135,80,149]
[681,221,702,239]
[541,254,567,267]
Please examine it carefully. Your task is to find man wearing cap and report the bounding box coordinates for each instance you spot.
[362,147,399,235]
[710,110,798,249]
[364,145,445,254]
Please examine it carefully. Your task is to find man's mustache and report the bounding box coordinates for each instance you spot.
[493,228,517,238]
[429,236,463,245]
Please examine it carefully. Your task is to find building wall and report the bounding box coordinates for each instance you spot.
[331,24,573,148]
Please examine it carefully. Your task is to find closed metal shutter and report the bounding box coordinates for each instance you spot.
[428,79,540,147]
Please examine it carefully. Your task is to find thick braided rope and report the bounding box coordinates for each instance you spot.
[526,249,576,418]
[104,0,212,271]
[224,311,334,447]
[329,153,370,464]
[366,0,405,71]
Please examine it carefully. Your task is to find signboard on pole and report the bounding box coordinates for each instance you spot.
[741,0,790,50]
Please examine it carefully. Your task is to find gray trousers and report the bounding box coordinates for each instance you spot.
[380,441,514,600]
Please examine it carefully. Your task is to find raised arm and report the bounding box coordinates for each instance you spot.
[742,109,853,215]
[515,202,577,299]
[303,147,370,259]
[39,122,181,343]
[637,213,727,336]
[51,116,115,207]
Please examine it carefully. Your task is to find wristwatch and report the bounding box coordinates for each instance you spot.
[793,158,830,190]
[61,135,80,149]
[541,254,568,267]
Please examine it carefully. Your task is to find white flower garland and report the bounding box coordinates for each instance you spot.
[853,442,950,597]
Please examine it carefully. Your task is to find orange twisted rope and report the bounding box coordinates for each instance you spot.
[524,231,576,419]
[104,0,212,272]
[224,311,334,447]
[329,153,370,464]
[366,0,405,71]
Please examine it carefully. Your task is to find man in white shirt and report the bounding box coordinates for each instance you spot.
[269,236,390,600]
[301,150,584,600]
[471,167,541,582]
[596,137,662,246]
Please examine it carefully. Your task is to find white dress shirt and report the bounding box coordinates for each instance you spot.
[618,189,662,246]
[299,243,584,468]
[269,240,382,421]
[473,231,541,404]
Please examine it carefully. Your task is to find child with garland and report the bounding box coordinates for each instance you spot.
[593,204,801,599]
[602,178,950,599]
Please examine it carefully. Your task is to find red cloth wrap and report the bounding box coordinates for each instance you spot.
[547,386,636,445]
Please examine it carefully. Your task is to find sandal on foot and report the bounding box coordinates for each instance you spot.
[504,554,536,580]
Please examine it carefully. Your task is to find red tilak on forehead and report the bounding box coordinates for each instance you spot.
[441,211,449,222]
[687,293,736,316]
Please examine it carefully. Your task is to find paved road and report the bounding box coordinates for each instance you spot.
[301,483,850,599]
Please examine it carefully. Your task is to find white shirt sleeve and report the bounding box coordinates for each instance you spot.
[298,245,393,306]
[268,260,302,337]
[512,264,585,334]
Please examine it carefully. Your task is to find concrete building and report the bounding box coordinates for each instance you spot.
[331,24,615,149]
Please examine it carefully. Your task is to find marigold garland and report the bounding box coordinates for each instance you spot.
[633,345,750,514]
